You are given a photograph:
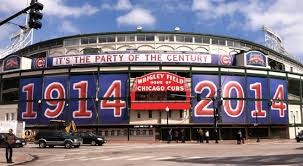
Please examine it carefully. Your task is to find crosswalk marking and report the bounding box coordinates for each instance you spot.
[55,156,86,162]
[102,155,133,161]
[151,156,177,161]
[127,156,155,161]
[80,156,110,161]
[184,156,203,160]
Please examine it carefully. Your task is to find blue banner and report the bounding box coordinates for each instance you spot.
[247,77,269,99]
[221,99,246,124]
[69,99,97,125]
[221,76,245,99]
[270,79,288,124]
[69,75,97,99]
[247,100,270,124]
[18,78,43,123]
[99,74,128,124]
[192,75,219,124]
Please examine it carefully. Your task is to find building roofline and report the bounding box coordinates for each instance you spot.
[13,31,302,67]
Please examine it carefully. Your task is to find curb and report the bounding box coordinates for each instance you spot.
[10,154,36,166]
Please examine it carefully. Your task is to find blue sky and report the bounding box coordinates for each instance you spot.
[0,0,302,61]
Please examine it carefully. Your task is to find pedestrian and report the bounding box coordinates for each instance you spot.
[5,129,16,163]
[198,128,204,143]
[205,130,209,143]
[174,130,179,143]
[181,128,186,143]
[237,129,242,144]
[167,128,172,143]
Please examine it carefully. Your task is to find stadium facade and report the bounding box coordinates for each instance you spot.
[0,30,302,141]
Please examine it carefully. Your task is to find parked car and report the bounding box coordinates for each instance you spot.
[72,132,106,146]
[296,130,303,142]
[0,133,26,148]
[34,130,82,148]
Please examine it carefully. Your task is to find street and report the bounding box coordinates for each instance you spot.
[8,140,303,166]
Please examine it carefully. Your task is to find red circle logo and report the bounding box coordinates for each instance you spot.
[220,55,232,65]
[34,57,46,69]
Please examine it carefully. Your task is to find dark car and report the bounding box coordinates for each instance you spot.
[296,131,303,142]
[34,130,82,148]
[0,133,26,148]
[73,132,106,146]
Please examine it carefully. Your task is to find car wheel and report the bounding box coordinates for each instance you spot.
[39,141,46,148]
[65,142,72,149]
[91,141,96,146]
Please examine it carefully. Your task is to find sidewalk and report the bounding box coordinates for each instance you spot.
[0,151,34,165]
[105,138,295,145]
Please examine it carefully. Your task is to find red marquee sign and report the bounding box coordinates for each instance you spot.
[131,72,190,110]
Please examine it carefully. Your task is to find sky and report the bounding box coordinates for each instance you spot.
[0,0,302,61]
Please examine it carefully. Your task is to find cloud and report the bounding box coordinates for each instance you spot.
[192,0,303,57]
[101,0,132,11]
[0,0,99,18]
[40,0,99,18]
[117,8,156,26]
[60,20,80,34]
[0,25,18,48]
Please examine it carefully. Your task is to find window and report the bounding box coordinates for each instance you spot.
[137,35,154,41]
[104,130,108,136]
[149,130,153,136]
[179,110,183,118]
[137,111,141,118]
[64,39,80,46]
[98,36,115,43]
[290,67,293,72]
[195,36,203,43]
[81,37,97,45]
[184,36,193,43]
[5,113,9,121]
[158,35,174,42]
[234,42,241,47]
[227,40,234,47]
[117,130,121,136]
[212,38,226,45]
[111,130,115,136]
[288,78,300,100]
[118,36,135,42]
[11,113,14,120]
[2,78,19,104]
[176,35,184,42]
[202,37,210,44]
[148,111,153,118]
[146,35,155,41]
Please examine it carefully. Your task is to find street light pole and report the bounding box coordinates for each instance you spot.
[256,112,260,142]
[212,98,218,143]
[165,106,169,126]
[294,115,296,137]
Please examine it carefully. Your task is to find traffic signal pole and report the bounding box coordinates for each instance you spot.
[0,1,43,28]
[0,6,33,27]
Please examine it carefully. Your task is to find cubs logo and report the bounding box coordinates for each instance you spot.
[3,56,20,71]
[248,54,265,65]
[246,51,266,66]
[220,55,232,65]
[33,57,46,69]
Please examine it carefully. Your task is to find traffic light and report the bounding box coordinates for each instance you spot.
[196,94,201,101]
[214,108,220,121]
[28,0,43,29]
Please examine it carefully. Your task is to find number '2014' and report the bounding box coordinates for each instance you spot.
[194,81,286,118]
